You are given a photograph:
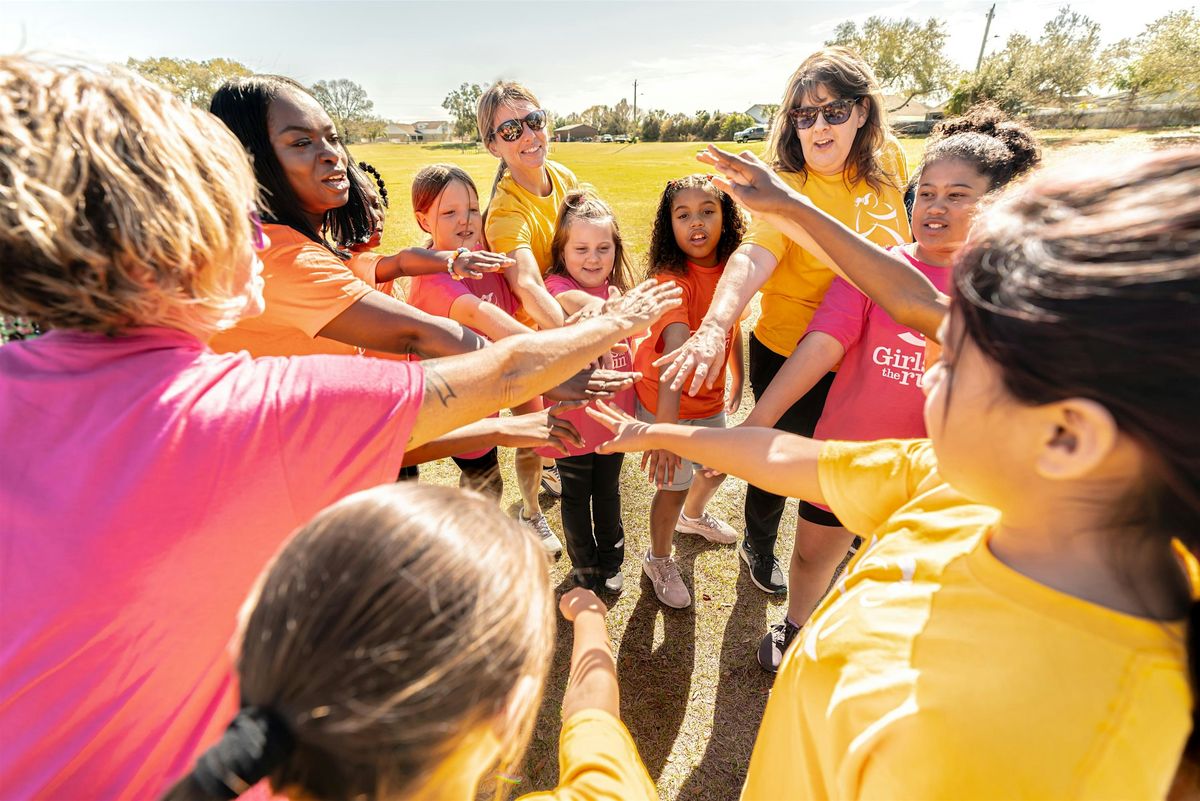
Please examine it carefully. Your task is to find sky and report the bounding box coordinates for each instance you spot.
[1,0,1193,122]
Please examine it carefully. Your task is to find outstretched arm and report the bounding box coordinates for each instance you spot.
[588,400,825,503]
[741,331,843,428]
[402,402,585,465]
[317,291,486,358]
[406,280,682,449]
[504,248,565,329]
[375,247,513,282]
[698,145,946,340]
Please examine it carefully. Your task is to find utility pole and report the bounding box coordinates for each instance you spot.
[975,4,996,72]
[632,79,638,133]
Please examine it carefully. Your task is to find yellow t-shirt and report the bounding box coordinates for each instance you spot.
[747,138,911,357]
[518,709,657,801]
[742,439,1191,801]
[210,224,384,358]
[485,160,580,275]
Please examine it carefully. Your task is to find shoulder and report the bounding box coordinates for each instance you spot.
[548,160,579,189]
[543,274,574,295]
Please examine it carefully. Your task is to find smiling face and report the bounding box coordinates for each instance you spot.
[561,218,616,289]
[267,90,349,229]
[670,186,724,268]
[415,179,481,251]
[794,83,867,177]
[485,100,549,175]
[911,159,991,267]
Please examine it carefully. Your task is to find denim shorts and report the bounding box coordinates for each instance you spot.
[635,399,726,491]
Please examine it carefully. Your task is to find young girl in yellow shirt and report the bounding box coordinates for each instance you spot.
[164,483,656,801]
[592,147,1200,799]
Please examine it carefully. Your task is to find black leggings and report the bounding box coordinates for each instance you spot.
[744,333,836,556]
[452,448,503,497]
[557,452,625,585]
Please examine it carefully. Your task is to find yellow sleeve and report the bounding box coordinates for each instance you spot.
[517,710,657,801]
[817,439,940,537]
[260,241,373,337]
[486,202,534,256]
[881,136,910,187]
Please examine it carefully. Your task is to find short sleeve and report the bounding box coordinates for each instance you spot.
[516,710,657,801]
[543,275,575,297]
[346,251,384,286]
[644,274,692,354]
[805,277,869,352]
[267,356,425,514]
[486,204,533,255]
[817,439,940,537]
[742,212,791,263]
[407,273,471,319]
[882,136,911,187]
[260,241,374,337]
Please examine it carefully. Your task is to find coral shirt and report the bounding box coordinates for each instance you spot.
[633,261,733,419]
[741,439,1191,800]
[407,270,521,338]
[0,327,424,799]
[209,224,390,358]
[745,138,910,357]
[537,274,635,457]
[809,247,949,442]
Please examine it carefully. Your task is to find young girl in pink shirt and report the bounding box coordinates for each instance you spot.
[741,105,1042,672]
[540,189,637,592]
[406,165,565,553]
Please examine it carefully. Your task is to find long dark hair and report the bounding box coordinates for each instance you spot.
[954,148,1200,760]
[163,483,556,801]
[646,175,745,278]
[764,46,897,193]
[210,76,370,254]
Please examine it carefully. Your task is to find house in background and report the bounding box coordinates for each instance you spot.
[383,122,417,143]
[413,120,451,142]
[555,123,599,142]
[745,103,776,125]
[881,95,933,124]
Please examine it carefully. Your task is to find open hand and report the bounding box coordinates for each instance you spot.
[642,448,681,489]
[587,400,658,455]
[452,249,515,280]
[602,279,681,338]
[498,401,586,453]
[653,321,727,397]
[544,367,641,402]
[696,144,808,218]
[560,586,607,621]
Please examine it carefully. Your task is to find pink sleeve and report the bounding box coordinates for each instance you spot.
[543,274,575,297]
[407,274,472,319]
[266,356,425,514]
[806,276,870,351]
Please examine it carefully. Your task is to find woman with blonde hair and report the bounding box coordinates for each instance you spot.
[0,56,679,799]
[164,483,657,801]
[657,47,912,607]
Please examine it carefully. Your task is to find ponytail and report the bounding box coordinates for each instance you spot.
[162,707,293,800]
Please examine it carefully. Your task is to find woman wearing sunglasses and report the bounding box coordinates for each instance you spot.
[655,47,911,607]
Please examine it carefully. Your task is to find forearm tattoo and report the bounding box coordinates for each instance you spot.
[424,365,458,408]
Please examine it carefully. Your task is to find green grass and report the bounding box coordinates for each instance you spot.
[353,130,1175,801]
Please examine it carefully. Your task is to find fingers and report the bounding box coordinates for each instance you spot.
[552,417,584,449]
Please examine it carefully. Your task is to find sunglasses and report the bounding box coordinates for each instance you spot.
[490,109,548,142]
[788,97,860,131]
[247,207,267,251]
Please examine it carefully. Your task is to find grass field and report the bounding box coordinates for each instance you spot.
[354,129,1192,801]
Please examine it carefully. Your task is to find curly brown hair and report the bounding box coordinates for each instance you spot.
[764,46,899,194]
[646,175,746,278]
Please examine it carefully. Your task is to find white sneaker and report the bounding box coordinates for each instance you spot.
[642,550,691,608]
[540,464,562,497]
[521,511,563,555]
[676,510,738,544]
[603,570,624,593]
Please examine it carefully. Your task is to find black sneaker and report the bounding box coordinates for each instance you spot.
[757,618,801,674]
[849,535,863,555]
[739,538,787,594]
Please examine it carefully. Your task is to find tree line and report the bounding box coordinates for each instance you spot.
[128,6,1198,144]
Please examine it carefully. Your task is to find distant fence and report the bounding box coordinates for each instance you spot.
[893,104,1200,136]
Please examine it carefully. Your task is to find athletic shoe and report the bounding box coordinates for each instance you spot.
[739,538,787,594]
[757,618,801,674]
[675,510,738,544]
[603,570,624,593]
[540,464,562,497]
[642,550,691,608]
[521,511,563,555]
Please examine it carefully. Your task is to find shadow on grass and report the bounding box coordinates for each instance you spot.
[676,566,773,801]
[616,550,698,779]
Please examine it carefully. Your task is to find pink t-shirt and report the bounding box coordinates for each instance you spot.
[538,274,635,458]
[407,271,520,339]
[0,327,424,800]
[809,247,949,443]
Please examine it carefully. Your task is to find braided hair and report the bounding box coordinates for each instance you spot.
[357,161,389,208]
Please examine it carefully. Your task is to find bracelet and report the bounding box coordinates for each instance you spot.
[447,247,471,281]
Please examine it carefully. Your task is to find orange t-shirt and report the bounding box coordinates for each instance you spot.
[210,224,387,358]
[634,261,733,419]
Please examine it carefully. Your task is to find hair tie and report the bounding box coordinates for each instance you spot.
[191,706,294,799]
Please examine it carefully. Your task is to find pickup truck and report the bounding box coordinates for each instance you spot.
[734,125,766,143]
[613,134,630,143]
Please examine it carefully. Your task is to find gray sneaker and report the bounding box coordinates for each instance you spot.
[643,550,691,608]
[521,511,563,555]
[676,510,738,544]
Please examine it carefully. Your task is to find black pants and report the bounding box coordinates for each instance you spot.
[557,452,625,586]
[744,333,836,557]
[452,448,503,498]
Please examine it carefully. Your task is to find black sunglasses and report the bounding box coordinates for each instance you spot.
[788,97,860,131]
[490,109,548,142]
